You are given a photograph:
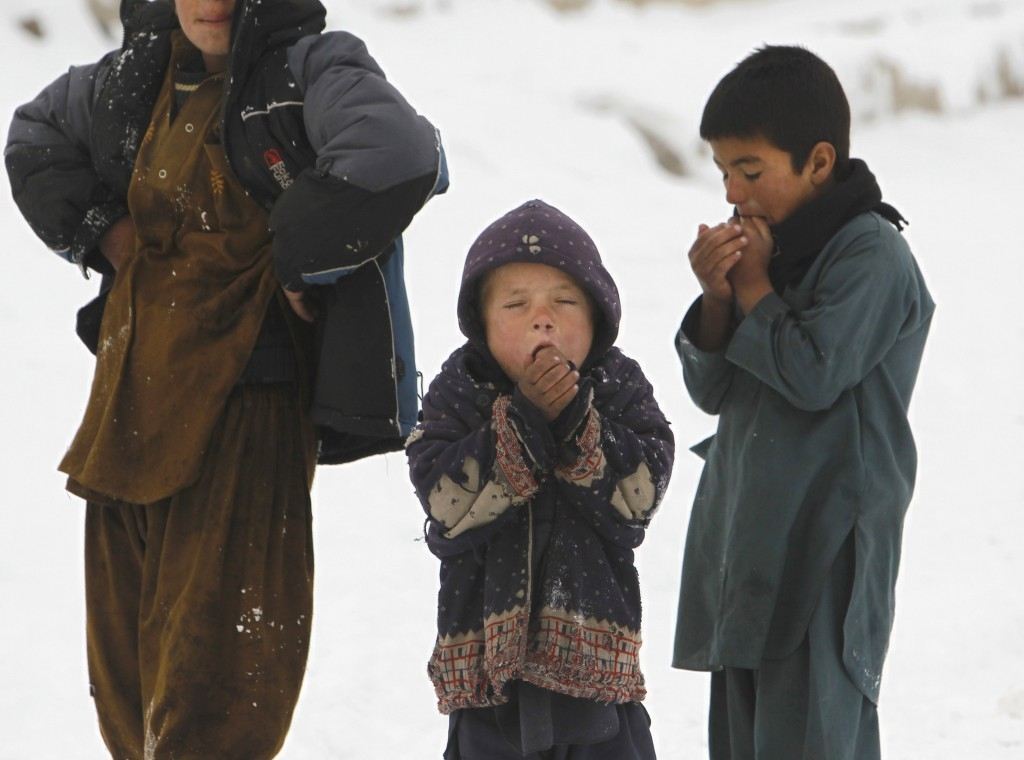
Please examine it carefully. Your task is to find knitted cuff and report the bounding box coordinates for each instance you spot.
[555,405,603,484]
[492,395,540,498]
[505,388,559,471]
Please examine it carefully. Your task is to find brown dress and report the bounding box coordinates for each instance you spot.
[69,33,316,759]
[61,33,281,506]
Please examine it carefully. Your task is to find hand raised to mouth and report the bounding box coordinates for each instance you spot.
[518,345,580,422]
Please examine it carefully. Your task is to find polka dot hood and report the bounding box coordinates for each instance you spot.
[457,199,622,368]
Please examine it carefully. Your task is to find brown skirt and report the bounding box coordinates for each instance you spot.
[84,383,315,759]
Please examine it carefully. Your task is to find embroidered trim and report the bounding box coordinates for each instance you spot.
[429,606,529,711]
[492,395,539,498]
[429,605,646,713]
[528,607,642,678]
[556,407,603,482]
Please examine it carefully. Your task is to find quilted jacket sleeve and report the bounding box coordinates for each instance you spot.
[270,32,447,289]
[406,357,532,558]
[550,351,675,548]
[5,52,123,276]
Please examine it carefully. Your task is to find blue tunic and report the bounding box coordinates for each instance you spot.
[672,211,935,703]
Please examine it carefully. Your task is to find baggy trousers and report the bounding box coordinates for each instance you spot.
[445,700,657,760]
[84,384,315,759]
[708,535,881,760]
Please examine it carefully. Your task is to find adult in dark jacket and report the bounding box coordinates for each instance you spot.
[672,46,934,759]
[4,0,444,756]
[407,200,674,759]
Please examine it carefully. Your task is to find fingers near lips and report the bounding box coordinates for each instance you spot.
[695,223,745,270]
[531,342,556,361]
[527,346,577,394]
[738,215,770,235]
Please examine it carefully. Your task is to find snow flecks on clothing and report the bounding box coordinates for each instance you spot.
[547,574,571,611]
[143,701,157,760]
[172,184,193,220]
[98,322,131,357]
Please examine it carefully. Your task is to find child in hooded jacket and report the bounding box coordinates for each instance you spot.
[406,200,674,759]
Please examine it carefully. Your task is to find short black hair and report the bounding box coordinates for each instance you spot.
[700,45,851,174]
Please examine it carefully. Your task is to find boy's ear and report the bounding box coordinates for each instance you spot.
[807,141,837,186]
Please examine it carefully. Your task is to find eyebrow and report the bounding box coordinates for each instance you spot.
[713,156,764,168]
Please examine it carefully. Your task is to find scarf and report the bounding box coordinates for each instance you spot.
[768,159,907,293]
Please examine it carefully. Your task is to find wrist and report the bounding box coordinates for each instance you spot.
[734,276,774,315]
[701,292,733,315]
[692,293,735,352]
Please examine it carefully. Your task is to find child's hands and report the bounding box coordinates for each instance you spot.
[728,216,775,313]
[688,222,746,305]
[518,345,580,422]
[728,216,773,282]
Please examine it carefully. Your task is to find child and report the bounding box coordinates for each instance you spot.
[407,200,674,759]
[5,0,442,755]
[671,46,935,758]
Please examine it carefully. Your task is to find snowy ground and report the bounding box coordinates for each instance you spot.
[1,0,1023,757]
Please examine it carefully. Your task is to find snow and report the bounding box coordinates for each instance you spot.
[1,0,1023,757]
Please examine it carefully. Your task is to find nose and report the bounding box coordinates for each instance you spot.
[724,175,746,206]
[531,304,554,331]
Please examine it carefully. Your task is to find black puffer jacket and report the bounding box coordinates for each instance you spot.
[5,0,447,463]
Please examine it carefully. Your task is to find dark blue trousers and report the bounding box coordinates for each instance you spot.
[444,682,656,760]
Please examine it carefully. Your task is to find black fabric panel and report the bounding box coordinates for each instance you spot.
[312,251,409,464]
[309,259,397,435]
[316,431,403,466]
[268,169,436,289]
[91,5,176,198]
[76,278,113,355]
[223,46,318,209]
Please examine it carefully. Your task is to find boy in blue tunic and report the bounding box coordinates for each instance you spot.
[671,46,934,758]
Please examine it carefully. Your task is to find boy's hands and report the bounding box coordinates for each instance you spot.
[687,221,745,351]
[688,222,745,306]
[728,216,775,314]
[685,216,776,348]
[518,345,580,422]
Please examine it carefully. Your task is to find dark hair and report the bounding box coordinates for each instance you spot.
[700,45,850,174]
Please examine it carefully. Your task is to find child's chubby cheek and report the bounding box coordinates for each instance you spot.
[485,335,530,384]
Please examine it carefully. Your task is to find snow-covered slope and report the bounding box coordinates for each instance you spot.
[1,0,1022,757]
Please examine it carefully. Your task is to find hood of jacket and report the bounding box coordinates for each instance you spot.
[227,0,327,77]
[456,199,621,374]
[96,0,326,197]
